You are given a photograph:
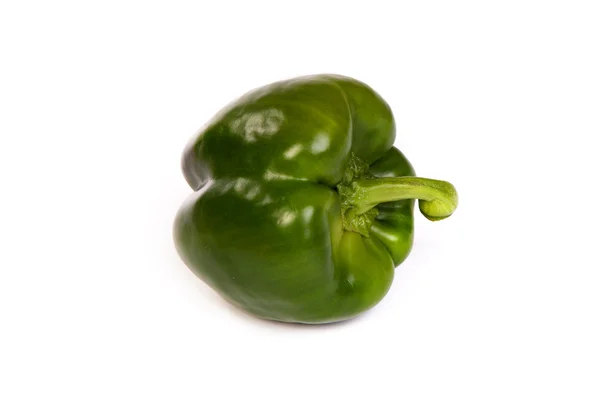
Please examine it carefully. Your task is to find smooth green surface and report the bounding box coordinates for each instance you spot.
[174,74,458,324]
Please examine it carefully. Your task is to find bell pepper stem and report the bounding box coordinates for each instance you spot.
[349,177,458,221]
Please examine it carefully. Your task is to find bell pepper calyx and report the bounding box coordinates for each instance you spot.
[338,153,458,237]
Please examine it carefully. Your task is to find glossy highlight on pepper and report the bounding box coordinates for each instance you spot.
[174,74,458,324]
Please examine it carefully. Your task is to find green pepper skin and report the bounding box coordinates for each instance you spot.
[174,74,452,324]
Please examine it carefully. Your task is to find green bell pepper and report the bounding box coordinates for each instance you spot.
[174,74,458,324]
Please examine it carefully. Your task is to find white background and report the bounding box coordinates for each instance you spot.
[1,1,599,399]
